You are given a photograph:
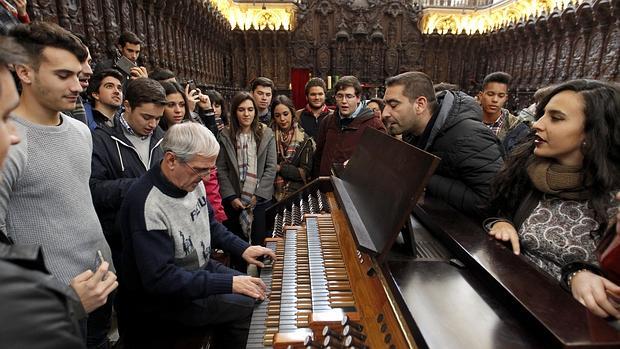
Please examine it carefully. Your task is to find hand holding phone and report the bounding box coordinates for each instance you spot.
[129,66,148,79]
[71,254,118,313]
[114,55,136,76]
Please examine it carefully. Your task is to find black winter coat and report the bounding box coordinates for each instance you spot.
[411,90,504,218]
[0,244,85,348]
[90,121,165,255]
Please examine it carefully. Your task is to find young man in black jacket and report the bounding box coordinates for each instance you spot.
[90,77,166,277]
[382,71,504,218]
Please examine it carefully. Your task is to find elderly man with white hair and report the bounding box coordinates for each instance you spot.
[118,122,276,349]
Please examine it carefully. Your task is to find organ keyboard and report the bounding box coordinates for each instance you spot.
[247,184,415,349]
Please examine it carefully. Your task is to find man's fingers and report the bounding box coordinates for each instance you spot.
[243,280,265,299]
[265,249,277,261]
[102,280,119,299]
[90,261,110,284]
[252,259,265,268]
[251,277,267,291]
[101,270,118,289]
[72,269,94,283]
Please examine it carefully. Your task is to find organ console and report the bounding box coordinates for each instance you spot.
[247,129,620,348]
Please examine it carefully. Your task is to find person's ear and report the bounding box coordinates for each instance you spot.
[164,151,176,169]
[415,96,428,114]
[14,64,33,85]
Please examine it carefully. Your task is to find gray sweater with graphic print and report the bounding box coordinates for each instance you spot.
[120,164,250,315]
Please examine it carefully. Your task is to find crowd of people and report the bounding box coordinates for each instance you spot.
[0,16,618,349]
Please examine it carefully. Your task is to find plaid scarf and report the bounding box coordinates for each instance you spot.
[483,109,506,136]
[274,123,306,201]
[236,132,258,239]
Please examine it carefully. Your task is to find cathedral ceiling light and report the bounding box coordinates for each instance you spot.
[208,0,297,30]
[421,0,584,34]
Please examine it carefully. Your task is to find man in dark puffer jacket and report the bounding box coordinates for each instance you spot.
[383,71,503,218]
[90,78,166,275]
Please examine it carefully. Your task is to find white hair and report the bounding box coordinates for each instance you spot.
[161,122,220,162]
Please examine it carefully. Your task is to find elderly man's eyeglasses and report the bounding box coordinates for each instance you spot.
[335,94,357,101]
[183,162,212,178]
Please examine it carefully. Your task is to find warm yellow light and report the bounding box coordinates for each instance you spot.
[209,0,295,31]
[421,0,583,35]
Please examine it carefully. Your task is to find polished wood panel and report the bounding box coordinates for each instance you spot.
[326,192,416,349]
[389,260,546,348]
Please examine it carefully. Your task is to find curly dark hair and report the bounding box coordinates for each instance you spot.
[490,79,620,244]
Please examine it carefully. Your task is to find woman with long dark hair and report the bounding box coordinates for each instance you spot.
[159,81,192,130]
[217,92,276,271]
[271,95,314,201]
[486,79,620,318]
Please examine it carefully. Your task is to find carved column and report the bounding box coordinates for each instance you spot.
[82,0,103,61]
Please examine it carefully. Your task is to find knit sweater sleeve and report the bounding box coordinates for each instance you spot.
[132,228,233,298]
[0,132,27,239]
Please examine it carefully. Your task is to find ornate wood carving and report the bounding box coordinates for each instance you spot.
[26,0,619,97]
[27,0,233,87]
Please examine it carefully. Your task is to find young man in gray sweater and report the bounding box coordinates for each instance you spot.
[0,22,118,348]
